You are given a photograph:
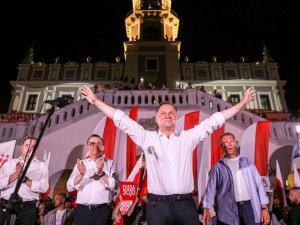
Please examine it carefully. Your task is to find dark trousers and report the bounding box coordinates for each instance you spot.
[146,193,200,225]
[217,201,261,225]
[73,204,111,225]
[0,201,36,225]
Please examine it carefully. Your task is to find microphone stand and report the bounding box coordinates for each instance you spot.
[3,105,55,225]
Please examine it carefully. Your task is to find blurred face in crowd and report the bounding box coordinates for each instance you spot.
[54,194,65,208]
[38,203,46,216]
[288,189,300,206]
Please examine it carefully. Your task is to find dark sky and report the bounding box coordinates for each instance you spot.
[2,0,299,114]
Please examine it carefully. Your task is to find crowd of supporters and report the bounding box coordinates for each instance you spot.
[0,111,36,123]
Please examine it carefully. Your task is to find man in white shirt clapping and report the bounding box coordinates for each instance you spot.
[67,134,119,225]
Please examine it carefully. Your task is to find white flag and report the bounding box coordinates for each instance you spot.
[294,164,300,187]
[0,140,16,169]
[276,160,287,208]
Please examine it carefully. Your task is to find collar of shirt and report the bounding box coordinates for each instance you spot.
[17,156,38,163]
[86,156,105,162]
[157,129,180,137]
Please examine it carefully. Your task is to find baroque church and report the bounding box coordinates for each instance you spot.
[1,0,300,198]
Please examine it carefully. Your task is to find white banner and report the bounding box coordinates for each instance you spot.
[0,140,16,169]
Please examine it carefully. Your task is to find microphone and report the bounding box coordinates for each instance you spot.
[44,97,68,108]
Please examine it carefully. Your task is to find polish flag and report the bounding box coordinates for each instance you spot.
[240,121,272,176]
[93,116,117,160]
[177,112,225,199]
[294,164,300,187]
[197,125,225,200]
[0,140,16,169]
[93,105,139,181]
[176,111,200,178]
[275,160,287,209]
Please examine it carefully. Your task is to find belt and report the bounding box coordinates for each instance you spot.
[0,198,8,204]
[0,199,36,207]
[22,200,37,207]
[78,203,108,210]
[148,193,192,201]
[0,198,8,207]
[237,200,251,206]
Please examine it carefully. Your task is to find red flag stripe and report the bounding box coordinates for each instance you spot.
[254,121,271,176]
[275,178,286,210]
[41,185,50,200]
[126,105,138,178]
[276,160,287,208]
[210,125,225,167]
[184,111,200,178]
[103,118,117,160]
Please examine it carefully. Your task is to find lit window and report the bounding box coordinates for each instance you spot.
[26,95,38,111]
[260,95,271,110]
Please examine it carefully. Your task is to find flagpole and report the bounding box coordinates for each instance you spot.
[11,141,17,159]
[3,105,56,225]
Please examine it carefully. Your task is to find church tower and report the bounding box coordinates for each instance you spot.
[124,0,181,88]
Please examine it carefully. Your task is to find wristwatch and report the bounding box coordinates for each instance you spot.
[261,207,268,211]
[99,172,105,178]
[23,176,29,183]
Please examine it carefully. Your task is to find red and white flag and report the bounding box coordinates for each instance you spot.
[197,125,225,200]
[93,115,117,160]
[293,164,300,187]
[240,121,271,176]
[93,106,139,181]
[177,112,225,199]
[176,111,200,178]
[0,140,16,169]
[276,160,287,208]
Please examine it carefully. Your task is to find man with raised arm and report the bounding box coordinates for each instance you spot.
[80,86,256,225]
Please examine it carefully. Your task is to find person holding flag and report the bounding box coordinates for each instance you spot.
[0,136,49,225]
[67,134,119,225]
[80,85,256,225]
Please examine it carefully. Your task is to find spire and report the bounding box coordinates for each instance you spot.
[262,44,273,63]
[22,44,35,64]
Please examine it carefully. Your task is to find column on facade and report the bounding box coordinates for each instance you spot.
[272,88,282,111]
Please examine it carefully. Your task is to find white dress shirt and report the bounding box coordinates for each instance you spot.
[113,109,225,195]
[0,157,49,201]
[67,157,119,205]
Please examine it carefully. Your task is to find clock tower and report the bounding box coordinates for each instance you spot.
[124,0,181,88]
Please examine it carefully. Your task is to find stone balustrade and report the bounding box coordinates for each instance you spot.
[0,89,299,145]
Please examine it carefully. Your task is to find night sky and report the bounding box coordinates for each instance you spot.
[2,0,299,114]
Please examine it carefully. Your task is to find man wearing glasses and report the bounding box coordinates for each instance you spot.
[67,134,119,225]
